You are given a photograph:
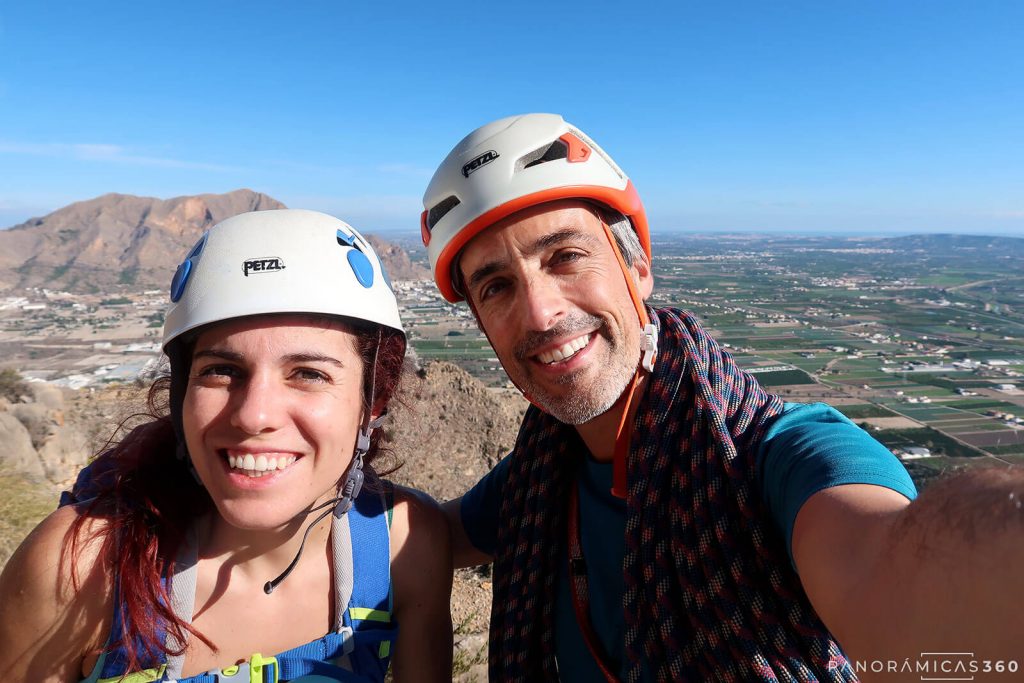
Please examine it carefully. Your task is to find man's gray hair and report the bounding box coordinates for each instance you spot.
[595,206,645,268]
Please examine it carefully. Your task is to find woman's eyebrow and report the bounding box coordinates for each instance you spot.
[282,352,345,368]
[192,349,345,368]
[192,349,244,362]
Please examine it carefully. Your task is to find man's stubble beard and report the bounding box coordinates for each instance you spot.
[512,316,640,426]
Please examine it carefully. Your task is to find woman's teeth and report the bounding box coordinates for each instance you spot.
[536,334,591,365]
[227,453,296,478]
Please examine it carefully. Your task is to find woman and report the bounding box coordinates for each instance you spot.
[0,209,453,682]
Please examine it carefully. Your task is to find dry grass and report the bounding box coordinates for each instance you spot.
[0,468,56,572]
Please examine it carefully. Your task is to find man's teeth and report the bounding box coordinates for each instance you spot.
[227,453,297,478]
[537,334,591,365]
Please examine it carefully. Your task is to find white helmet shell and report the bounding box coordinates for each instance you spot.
[421,113,650,302]
[162,209,404,350]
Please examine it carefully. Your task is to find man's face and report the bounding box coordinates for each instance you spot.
[458,200,653,425]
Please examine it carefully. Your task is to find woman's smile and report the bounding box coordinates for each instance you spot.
[224,450,299,477]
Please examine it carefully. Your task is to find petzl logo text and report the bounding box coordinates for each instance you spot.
[243,257,286,277]
[462,150,499,177]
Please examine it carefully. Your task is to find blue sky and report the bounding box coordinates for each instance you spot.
[1,1,1021,236]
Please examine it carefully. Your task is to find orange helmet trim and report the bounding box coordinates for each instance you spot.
[420,210,432,247]
[433,181,650,302]
[559,133,592,163]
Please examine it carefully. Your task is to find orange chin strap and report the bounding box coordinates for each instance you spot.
[595,211,657,499]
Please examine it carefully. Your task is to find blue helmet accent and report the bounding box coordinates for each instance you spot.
[169,259,191,303]
[336,228,356,247]
[337,228,374,288]
[348,250,374,288]
[169,234,208,303]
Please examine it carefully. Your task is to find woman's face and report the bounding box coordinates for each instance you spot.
[182,314,365,531]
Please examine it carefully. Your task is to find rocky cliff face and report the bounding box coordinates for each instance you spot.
[387,361,526,501]
[364,234,431,281]
[0,382,92,484]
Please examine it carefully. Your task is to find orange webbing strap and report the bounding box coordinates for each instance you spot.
[595,213,653,499]
[611,369,643,498]
[597,216,650,329]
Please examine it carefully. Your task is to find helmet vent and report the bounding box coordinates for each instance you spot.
[517,140,569,171]
[427,195,461,231]
[567,125,625,179]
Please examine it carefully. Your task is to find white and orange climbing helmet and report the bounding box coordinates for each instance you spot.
[420,113,651,303]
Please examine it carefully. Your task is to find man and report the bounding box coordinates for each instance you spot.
[420,113,1023,682]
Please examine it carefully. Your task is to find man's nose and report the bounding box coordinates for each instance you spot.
[519,273,566,332]
[230,373,285,434]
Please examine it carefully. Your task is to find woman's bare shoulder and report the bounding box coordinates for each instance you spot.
[385,486,453,682]
[389,485,449,547]
[0,505,113,682]
[387,485,452,588]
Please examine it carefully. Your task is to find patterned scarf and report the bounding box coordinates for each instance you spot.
[489,307,856,682]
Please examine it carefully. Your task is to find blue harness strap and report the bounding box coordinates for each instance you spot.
[338,488,397,681]
[166,630,391,682]
[81,488,398,683]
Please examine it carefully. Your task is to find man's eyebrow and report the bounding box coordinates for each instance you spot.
[192,349,345,367]
[466,228,600,290]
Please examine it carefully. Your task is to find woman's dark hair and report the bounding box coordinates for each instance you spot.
[64,319,406,671]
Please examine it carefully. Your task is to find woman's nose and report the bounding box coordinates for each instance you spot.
[230,374,285,434]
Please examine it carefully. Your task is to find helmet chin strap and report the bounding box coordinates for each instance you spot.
[264,329,383,595]
[593,210,657,499]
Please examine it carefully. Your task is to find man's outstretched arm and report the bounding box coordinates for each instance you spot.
[793,468,1024,671]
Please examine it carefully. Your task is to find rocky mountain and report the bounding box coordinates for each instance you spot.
[0,190,427,292]
[364,234,431,281]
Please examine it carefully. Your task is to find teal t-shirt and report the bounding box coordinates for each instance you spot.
[460,402,917,682]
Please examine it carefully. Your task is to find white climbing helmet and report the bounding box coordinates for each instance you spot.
[420,113,651,302]
[163,209,404,349]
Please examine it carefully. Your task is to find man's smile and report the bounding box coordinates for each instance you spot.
[534,332,594,365]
